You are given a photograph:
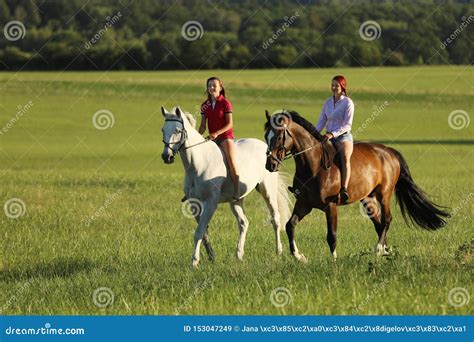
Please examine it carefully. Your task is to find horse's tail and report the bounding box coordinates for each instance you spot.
[277,171,293,228]
[393,149,450,230]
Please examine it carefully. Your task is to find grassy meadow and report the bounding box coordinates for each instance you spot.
[0,66,472,315]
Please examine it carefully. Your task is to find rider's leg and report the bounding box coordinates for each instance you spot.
[220,139,240,200]
[335,140,353,203]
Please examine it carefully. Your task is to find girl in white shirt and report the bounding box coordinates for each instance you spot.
[316,75,354,204]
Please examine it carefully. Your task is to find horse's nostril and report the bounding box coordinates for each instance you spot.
[162,152,174,164]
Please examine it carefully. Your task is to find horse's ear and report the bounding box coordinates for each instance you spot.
[175,107,182,118]
[265,110,271,121]
[161,106,167,117]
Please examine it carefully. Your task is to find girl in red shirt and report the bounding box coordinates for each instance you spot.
[199,77,240,200]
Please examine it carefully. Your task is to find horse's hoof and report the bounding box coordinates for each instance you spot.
[191,258,200,268]
[374,243,389,257]
[296,254,308,263]
[236,250,244,261]
[276,244,283,255]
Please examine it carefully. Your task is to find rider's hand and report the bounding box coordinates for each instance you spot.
[323,133,333,141]
[208,132,219,140]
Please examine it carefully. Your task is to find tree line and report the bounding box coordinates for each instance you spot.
[0,0,472,70]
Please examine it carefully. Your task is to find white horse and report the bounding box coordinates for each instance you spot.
[161,106,291,267]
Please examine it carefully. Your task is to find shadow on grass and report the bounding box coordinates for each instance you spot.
[0,257,96,283]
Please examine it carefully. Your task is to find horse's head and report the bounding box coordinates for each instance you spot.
[161,106,188,164]
[264,109,294,172]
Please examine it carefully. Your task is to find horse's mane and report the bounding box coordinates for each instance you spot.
[265,110,323,142]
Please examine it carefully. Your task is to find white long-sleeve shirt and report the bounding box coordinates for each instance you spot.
[315,95,354,138]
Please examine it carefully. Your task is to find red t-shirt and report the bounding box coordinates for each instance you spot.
[201,95,234,140]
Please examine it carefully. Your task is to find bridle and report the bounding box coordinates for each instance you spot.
[266,124,332,170]
[266,124,293,165]
[163,118,209,156]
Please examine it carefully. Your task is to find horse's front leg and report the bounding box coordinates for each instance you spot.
[194,216,215,262]
[182,174,192,202]
[192,199,218,268]
[286,199,312,263]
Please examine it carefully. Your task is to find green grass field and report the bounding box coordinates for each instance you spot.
[0,66,472,315]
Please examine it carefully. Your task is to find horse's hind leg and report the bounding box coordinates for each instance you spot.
[256,177,282,255]
[365,194,391,256]
[202,231,215,261]
[363,195,384,255]
[229,199,249,260]
[286,200,312,263]
[324,203,338,260]
[379,195,393,255]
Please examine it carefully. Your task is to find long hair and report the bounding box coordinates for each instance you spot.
[206,76,226,100]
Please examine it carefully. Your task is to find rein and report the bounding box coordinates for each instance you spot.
[182,137,210,150]
[286,141,332,170]
[163,118,210,155]
[268,125,332,170]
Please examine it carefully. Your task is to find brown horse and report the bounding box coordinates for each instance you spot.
[264,110,449,262]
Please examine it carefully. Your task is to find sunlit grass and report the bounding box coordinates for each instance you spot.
[0,67,472,315]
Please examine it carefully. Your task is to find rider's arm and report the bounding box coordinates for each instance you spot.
[198,113,207,135]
